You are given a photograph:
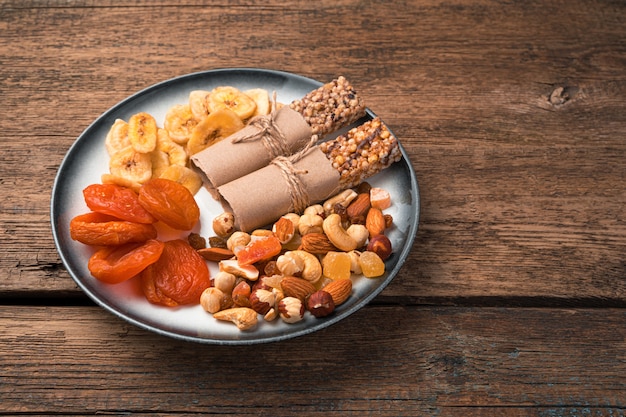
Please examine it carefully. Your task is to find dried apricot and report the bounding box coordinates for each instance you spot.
[83,183,156,224]
[236,235,282,266]
[140,239,211,306]
[70,212,157,246]
[88,239,164,284]
[138,178,200,230]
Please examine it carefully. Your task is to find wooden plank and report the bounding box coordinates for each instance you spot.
[1,1,625,302]
[1,305,625,415]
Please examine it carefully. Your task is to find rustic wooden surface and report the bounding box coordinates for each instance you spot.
[1,0,625,415]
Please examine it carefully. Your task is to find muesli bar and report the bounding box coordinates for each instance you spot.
[288,75,367,137]
[319,117,402,189]
[216,117,401,232]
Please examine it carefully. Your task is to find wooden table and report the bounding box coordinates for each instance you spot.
[2,0,625,415]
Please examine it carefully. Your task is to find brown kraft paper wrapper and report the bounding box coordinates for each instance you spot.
[216,148,341,232]
[190,106,313,194]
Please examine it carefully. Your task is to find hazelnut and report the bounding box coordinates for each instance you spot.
[249,289,276,315]
[367,234,392,261]
[276,252,305,276]
[200,287,224,314]
[298,213,324,235]
[278,297,305,323]
[212,212,235,238]
[307,290,335,318]
[226,231,251,253]
[346,224,369,248]
[212,271,236,294]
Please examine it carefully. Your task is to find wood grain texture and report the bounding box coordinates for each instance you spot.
[1,305,625,415]
[1,1,625,414]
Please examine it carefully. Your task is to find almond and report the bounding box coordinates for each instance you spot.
[298,232,338,254]
[323,278,352,305]
[280,276,316,302]
[365,207,386,238]
[272,216,295,244]
[346,192,371,222]
[197,247,235,262]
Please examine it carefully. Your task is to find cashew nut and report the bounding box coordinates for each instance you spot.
[289,250,322,284]
[219,259,259,281]
[303,204,324,217]
[323,189,358,215]
[322,213,358,252]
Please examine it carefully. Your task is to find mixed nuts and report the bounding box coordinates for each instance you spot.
[197,183,395,330]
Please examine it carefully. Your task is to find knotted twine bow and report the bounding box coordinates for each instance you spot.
[230,110,292,160]
[269,134,320,214]
[231,94,321,214]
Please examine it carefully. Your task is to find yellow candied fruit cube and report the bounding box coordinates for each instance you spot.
[322,251,352,281]
[359,251,385,278]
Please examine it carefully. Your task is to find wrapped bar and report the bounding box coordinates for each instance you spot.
[191,76,367,193]
[216,117,402,232]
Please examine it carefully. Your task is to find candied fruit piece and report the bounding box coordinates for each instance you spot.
[236,236,282,266]
[369,187,391,210]
[322,251,352,281]
[359,250,385,278]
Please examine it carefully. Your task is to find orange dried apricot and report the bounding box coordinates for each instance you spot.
[87,239,164,284]
[83,183,156,224]
[140,239,211,306]
[138,178,200,230]
[69,212,157,246]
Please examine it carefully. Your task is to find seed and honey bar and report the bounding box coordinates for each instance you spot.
[319,117,402,189]
[216,116,402,232]
[289,76,367,138]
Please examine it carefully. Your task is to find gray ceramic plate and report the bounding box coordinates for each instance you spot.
[51,68,420,344]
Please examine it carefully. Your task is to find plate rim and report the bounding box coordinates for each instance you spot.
[50,67,420,345]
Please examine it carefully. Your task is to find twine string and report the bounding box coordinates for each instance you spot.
[231,111,291,159]
[271,156,310,213]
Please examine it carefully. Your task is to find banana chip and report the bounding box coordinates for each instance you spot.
[207,86,257,120]
[109,146,152,184]
[187,108,244,156]
[244,88,271,118]
[164,104,198,145]
[128,112,157,153]
[159,165,203,195]
[104,119,131,156]
[101,173,142,193]
[156,128,188,166]
[150,150,171,179]
[188,90,211,121]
